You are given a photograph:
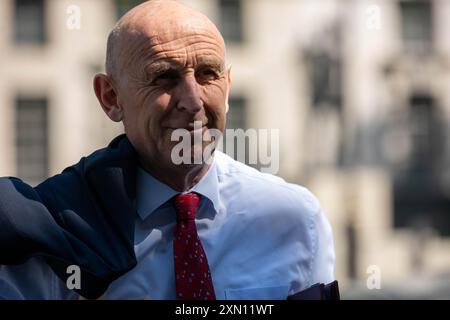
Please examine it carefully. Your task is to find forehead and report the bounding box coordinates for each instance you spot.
[123,16,226,71]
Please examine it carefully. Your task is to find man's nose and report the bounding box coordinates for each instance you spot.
[174,74,203,114]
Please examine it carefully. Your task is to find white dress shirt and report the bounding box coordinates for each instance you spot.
[0,151,335,300]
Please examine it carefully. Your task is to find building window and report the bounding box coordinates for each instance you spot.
[219,0,243,43]
[14,0,46,45]
[223,96,252,164]
[400,0,433,54]
[115,0,144,20]
[408,95,435,171]
[393,94,450,237]
[308,52,342,109]
[16,97,49,185]
[226,96,246,130]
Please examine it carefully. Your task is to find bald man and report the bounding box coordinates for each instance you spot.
[0,0,335,300]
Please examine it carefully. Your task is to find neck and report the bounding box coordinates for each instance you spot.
[139,156,213,192]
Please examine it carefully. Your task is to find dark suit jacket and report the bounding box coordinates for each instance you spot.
[0,134,138,299]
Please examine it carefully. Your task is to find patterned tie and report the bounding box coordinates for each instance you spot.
[173,193,216,300]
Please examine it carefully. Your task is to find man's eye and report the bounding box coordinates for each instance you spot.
[151,70,179,85]
[197,68,219,81]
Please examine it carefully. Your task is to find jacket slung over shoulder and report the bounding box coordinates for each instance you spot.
[0,134,139,299]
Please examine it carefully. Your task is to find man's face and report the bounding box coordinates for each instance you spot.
[115,21,231,170]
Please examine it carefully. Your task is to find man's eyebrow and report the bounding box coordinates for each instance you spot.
[196,57,225,70]
[145,61,181,77]
[144,57,225,77]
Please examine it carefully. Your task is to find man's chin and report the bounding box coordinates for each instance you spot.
[165,140,217,165]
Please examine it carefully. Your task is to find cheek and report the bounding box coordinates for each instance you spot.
[140,93,171,133]
[201,84,228,120]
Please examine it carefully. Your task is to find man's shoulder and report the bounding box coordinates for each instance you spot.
[214,152,330,270]
[214,151,322,216]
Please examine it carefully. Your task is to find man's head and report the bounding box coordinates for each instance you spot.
[94,0,231,178]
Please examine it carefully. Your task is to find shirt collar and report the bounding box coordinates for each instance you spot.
[136,156,220,221]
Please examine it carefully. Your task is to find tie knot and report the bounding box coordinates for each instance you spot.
[174,193,201,220]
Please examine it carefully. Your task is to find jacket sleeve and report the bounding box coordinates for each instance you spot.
[0,257,66,300]
[0,176,135,299]
[0,177,59,264]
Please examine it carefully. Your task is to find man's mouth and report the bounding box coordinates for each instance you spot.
[187,125,207,133]
[167,124,208,132]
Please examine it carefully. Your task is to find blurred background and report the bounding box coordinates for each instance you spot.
[0,0,449,299]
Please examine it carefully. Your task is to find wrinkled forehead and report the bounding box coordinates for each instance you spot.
[119,10,226,69]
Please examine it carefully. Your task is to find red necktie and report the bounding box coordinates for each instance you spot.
[173,193,216,300]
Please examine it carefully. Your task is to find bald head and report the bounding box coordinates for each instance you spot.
[94,0,232,189]
[105,0,226,81]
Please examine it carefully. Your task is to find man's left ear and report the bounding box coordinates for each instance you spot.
[93,73,123,122]
[225,64,232,113]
